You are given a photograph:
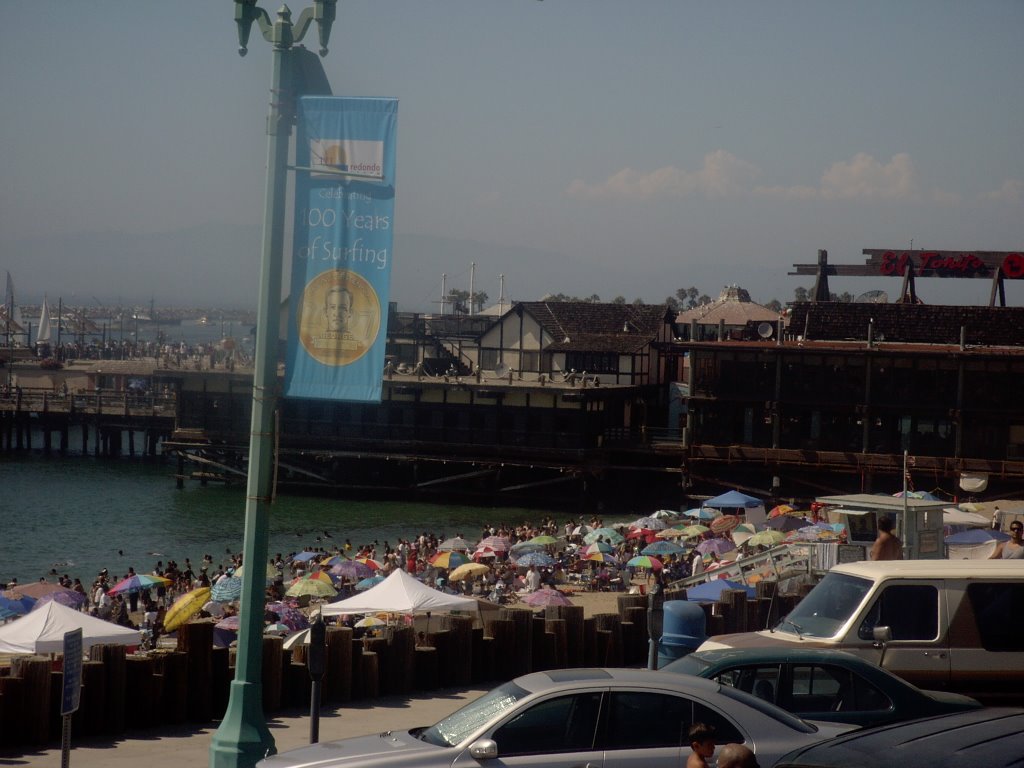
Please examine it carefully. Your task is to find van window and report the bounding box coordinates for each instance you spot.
[967,582,1024,652]
[783,572,873,638]
[857,584,938,641]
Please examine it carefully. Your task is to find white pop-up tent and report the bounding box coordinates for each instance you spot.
[320,568,479,616]
[0,601,141,654]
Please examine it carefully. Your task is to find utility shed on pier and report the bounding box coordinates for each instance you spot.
[817,493,948,561]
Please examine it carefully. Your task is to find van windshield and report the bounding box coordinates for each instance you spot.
[777,572,873,639]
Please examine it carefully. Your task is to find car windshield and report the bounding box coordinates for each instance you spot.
[418,681,530,747]
[777,573,873,639]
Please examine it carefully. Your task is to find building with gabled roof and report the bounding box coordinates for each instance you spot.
[675,286,781,341]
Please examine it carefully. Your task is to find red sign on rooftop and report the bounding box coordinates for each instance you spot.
[862,250,1024,279]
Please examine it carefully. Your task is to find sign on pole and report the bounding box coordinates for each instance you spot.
[61,628,83,716]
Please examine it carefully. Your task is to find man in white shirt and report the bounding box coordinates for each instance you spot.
[524,565,542,592]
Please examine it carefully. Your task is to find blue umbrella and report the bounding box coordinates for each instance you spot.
[684,507,721,521]
[686,579,755,602]
[703,490,763,509]
[355,575,385,591]
[641,540,685,556]
[515,552,555,567]
[945,528,1010,545]
[291,551,319,562]
[211,576,243,602]
[0,595,36,616]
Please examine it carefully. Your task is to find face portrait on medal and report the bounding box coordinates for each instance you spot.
[298,269,381,367]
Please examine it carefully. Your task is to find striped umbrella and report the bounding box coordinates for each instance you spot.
[528,535,560,545]
[286,575,337,598]
[211,576,244,602]
[584,528,624,545]
[626,555,664,571]
[514,551,555,568]
[641,540,685,556]
[583,552,619,565]
[108,573,172,596]
[430,551,470,570]
[583,541,614,554]
[355,576,385,591]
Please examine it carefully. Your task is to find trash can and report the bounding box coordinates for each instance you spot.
[657,600,707,668]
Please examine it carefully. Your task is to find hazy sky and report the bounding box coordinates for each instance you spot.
[2,1,1022,311]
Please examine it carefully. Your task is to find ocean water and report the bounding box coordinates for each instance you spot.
[0,454,557,587]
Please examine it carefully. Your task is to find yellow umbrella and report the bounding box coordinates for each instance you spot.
[285,576,337,598]
[163,587,211,633]
[449,562,490,582]
[233,562,279,583]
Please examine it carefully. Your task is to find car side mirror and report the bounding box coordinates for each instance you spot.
[468,739,498,760]
[872,625,892,645]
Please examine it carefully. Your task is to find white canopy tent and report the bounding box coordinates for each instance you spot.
[320,568,479,616]
[0,601,141,654]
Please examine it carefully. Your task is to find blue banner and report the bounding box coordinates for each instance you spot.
[285,97,397,402]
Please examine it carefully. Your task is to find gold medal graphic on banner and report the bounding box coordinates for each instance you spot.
[298,269,381,366]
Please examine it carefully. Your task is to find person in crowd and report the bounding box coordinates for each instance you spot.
[686,723,716,768]
[870,516,903,560]
[990,519,1024,559]
[717,743,759,768]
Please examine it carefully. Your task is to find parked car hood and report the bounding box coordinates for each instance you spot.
[259,729,440,768]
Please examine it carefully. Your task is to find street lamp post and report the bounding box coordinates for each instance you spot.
[210,3,336,768]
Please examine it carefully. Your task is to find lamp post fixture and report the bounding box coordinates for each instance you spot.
[210,3,336,768]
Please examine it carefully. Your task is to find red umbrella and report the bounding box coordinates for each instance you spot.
[626,528,658,544]
[710,515,741,534]
[522,588,574,607]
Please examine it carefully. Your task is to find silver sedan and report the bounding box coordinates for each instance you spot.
[259,668,855,768]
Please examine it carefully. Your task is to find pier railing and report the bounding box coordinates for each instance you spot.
[0,386,177,417]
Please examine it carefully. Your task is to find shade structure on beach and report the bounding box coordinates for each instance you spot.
[0,595,36,616]
[641,540,685,556]
[163,587,212,633]
[704,490,764,509]
[697,538,737,556]
[710,515,742,534]
[768,504,799,518]
[4,581,78,601]
[437,536,472,552]
[656,526,692,539]
[33,590,87,610]
[354,616,386,628]
[331,560,374,580]
[216,615,241,631]
[583,552,619,565]
[651,509,681,520]
[686,579,755,603]
[509,541,546,555]
[527,534,560,546]
[0,600,140,654]
[283,627,312,650]
[291,551,319,563]
[430,551,470,570]
[321,568,479,616]
[627,555,663,571]
[449,562,490,582]
[265,622,291,634]
[265,602,309,630]
[522,588,574,607]
[629,516,669,531]
[945,528,1009,545]
[355,557,384,571]
[744,530,786,548]
[584,528,624,545]
[286,574,337,599]
[477,535,511,552]
[583,541,614,554]
[684,508,721,521]
[355,576,385,591]
[679,524,711,539]
[514,552,555,568]
[211,576,244,602]
[766,515,805,533]
[626,528,659,544]
[108,573,171,596]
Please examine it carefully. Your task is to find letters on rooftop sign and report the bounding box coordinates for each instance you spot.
[862,250,1024,279]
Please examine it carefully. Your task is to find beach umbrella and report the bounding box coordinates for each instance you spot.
[768,504,797,518]
[291,551,319,563]
[216,615,241,631]
[731,523,758,549]
[108,573,171,596]
[528,534,560,546]
[355,557,385,571]
[626,528,659,544]
[686,579,755,602]
[354,616,387,628]
[696,538,737,557]
[449,562,490,582]
[766,515,805,533]
[472,547,500,561]
[510,541,546,554]
[438,536,472,552]
[630,516,669,531]
[320,555,349,567]
[286,575,337,599]
[163,586,211,633]
[283,627,312,650]
[676,525,710,539]
[627,555,663,571]
[710,515,742,534]
[5,581,78,601]
[355,576,385,591]
[477,535,511,551]
[583,527,624,545]
[584,541,614,554]
[211,576,244,602]
[704,490,763,509]
[514,552,555,568]
[744,530,786,548]
[0,595,36,616]
[583,552,619,565]
[570,524,594,536]
[945,529,1009,545]
[684,508,721,520]
[33,590,88,610]
[264,622,291,634]
[235,562,280,582]
[331,560,373,580]
[430,551,470,570]
[650,509,681,520]
[656,526,691,539]
[641,540,685,556]
[265,601,309,631]
[522,588,574,607]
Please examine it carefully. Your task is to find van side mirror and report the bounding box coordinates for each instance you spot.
[872,625,892,645]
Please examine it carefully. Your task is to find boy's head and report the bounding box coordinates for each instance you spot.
[688,722,716,756]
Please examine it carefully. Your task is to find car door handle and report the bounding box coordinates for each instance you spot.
[923,651,946,658]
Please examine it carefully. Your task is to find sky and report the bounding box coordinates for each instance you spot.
[1,1,1022,312]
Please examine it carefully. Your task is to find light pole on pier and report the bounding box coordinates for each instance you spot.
[210,3,336,768]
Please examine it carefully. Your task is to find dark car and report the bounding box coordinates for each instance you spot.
[774,707,1024,768]
[662,647,981,728]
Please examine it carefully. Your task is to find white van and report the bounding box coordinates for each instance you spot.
[697,560,1024,704]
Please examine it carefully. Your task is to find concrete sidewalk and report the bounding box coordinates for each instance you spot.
[1,686,490,768]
